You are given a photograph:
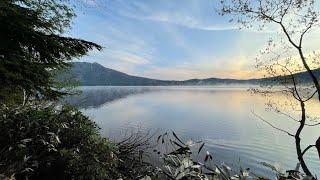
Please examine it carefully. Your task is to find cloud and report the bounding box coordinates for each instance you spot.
[141,67,201,80]
[138,55,261,80]
[107,50,150,65]
[137,51,273,81]
[142,13,238,31]
[112,1,279,35]
[111,0,239,31]
[140,66,261,81]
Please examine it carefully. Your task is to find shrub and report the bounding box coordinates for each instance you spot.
[0,105,118,179]
[148,131,313,180]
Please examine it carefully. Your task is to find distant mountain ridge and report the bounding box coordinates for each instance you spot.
[64,62,163,86]
[56,62,319,86]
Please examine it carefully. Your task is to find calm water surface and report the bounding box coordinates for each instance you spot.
[64,86,320,177]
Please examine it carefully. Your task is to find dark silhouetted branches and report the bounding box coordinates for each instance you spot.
[218,0,320,178]
[0,0,102,103]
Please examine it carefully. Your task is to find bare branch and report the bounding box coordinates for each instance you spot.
[301,145,316,157]
[306,122,320,126]
[299,24,312,47]
[251,110,294,137]
[303,90,318,102]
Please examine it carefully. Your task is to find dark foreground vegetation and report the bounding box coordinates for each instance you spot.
[0,105,119,179]
[0,0,319,179]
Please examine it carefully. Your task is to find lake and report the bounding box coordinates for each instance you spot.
[63,86,320,177]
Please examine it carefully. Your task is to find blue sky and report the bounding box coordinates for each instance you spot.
[67,0,319,80]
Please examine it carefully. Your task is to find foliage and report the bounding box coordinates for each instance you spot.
[0,105,119,179]
[259,162,312,180]
[115,129,160,179]
[0,0,102,103]
[141,131,315,180]
[146,132,256,180]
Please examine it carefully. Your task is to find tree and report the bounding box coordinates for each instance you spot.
[218,0,320,178]
[0,0,102,104]
[218,0,320,100]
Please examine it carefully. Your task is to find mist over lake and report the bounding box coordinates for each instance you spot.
[63,86,320,177]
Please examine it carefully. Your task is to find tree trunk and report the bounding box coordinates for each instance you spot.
[316,137,320,159]
[298,48,320,102]
[295,101,314,178]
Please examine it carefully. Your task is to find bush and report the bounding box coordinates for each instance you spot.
[147,132,312,180]
[0,105,118,179]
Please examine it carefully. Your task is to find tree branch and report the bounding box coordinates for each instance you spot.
[301,145,315,157]
[251,110,294,137]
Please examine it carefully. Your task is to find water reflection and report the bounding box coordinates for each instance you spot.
[62,86,156,109]
[63,86,320,177]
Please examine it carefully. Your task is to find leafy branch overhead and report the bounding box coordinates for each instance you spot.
[0,0,102,102]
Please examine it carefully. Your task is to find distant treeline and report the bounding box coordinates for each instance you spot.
[56,62,319,86]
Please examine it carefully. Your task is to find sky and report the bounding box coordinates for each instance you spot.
[66,0,320,80]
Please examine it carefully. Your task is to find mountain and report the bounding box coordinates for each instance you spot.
[56,62,319,86]
[57,62,166,86]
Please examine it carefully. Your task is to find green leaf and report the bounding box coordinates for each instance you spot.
[198,142,205,154]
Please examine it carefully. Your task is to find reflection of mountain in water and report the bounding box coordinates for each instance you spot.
[62,86,254,109]
[62,87,156,109]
